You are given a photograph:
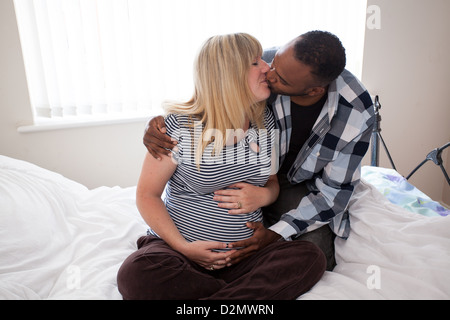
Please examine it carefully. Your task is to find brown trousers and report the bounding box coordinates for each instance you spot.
[117,235,326,300]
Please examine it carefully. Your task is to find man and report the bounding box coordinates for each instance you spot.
[144,31,375,271]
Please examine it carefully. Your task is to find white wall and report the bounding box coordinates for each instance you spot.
[1,0,449,203]
[362,0,450,204]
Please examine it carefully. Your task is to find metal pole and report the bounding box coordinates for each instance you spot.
[370,96,381,167]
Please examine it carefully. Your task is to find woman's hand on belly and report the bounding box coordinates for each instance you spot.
[213,182,264,214]
[177,241,236,271]
[213,175,279,214]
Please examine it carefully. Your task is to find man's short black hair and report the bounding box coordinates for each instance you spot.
[293,30,346,86]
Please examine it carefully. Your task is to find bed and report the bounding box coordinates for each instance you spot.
[1,154,449,300]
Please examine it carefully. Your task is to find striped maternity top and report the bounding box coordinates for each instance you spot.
[148,108,276,243]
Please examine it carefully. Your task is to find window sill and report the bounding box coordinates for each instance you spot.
[17,113,153,133]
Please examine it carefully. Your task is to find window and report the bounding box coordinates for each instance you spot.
[14,0,367,122]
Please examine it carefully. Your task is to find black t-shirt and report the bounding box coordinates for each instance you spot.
[278,94,328,174]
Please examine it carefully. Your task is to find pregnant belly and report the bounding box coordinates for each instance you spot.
[167,198,262,243]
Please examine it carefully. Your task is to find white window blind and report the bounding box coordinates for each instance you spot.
[14,0,368,121]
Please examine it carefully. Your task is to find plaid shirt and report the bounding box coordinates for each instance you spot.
[268,70,375,239]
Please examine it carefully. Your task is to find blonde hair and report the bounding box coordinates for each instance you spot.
[163,33,266,169]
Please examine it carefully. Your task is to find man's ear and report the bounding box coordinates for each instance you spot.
[307,86,327,97]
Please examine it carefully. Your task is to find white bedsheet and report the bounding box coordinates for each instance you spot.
[301,178,450,300]
[1,155,449,300]
[0,155,147,299]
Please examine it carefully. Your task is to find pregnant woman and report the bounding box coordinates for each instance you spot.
[117,33,326,300]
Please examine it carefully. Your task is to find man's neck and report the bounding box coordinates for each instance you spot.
[290,91,327,107]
